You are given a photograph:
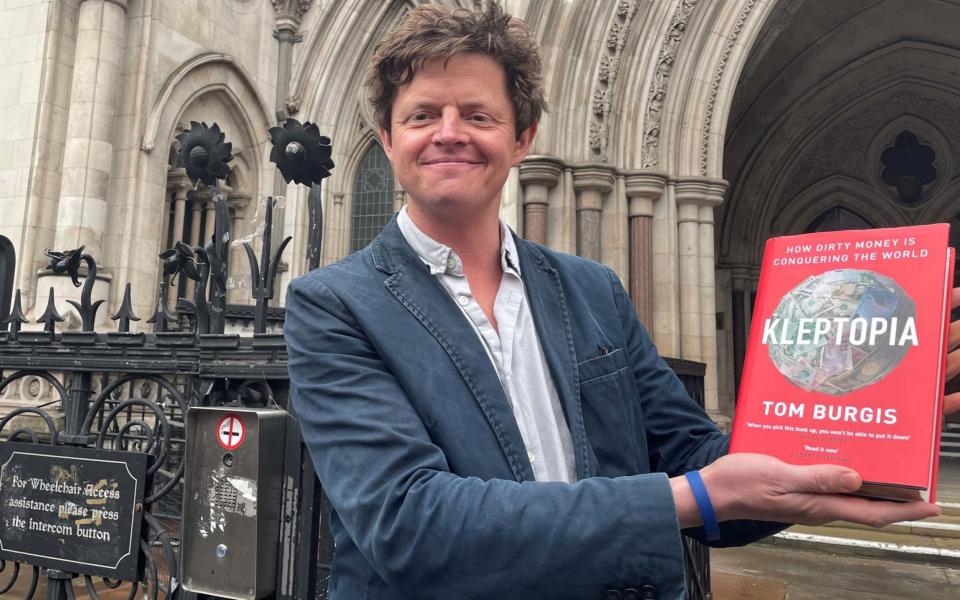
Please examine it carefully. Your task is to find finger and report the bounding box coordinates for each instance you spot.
[953,287,960,310]
[950,319,960,352]
[797,495,940,528]
[944,392,960,416]
[783,464,862,495]
[947,348,960,382]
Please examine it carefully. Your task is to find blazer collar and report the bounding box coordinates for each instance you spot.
[372,218,535,482]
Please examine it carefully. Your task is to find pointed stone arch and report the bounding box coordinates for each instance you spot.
[113,53,275,320]
[720,42,960,267]
[658,0,774,177]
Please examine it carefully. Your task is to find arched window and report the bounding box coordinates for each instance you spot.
[804,206,872,233]
[350,143,398,252]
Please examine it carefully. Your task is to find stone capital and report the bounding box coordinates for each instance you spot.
[81,0,128,9]
[622,170,667,199]
[188,189,211,207]
[729,265,753,289]
[518,156,564,188]
[227,192,253,213]
[571,163,616,194]
[622,170,667,217]
[166,168,192,198]
[274,23,304,42]
[673,177,728,207]
[272,0,313,24]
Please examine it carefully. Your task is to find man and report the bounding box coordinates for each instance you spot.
[284,4,955,599]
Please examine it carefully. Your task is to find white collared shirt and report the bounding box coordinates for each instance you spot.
[397,206,576,482]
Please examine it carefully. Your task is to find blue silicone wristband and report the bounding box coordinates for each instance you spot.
[685,470,720,541]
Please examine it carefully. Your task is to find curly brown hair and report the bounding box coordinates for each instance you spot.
[366,2,546,137]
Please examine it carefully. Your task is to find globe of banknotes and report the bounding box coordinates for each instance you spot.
[766,269,916,395]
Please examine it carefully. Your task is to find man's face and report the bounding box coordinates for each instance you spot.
[380,53,536,220]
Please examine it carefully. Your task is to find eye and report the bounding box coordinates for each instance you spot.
[411,112,431,122]
[468,114,492,123]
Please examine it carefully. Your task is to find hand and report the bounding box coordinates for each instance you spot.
[945,287,960,415]
[697,453,939,528]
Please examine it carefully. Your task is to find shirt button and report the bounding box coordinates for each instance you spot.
[457,295,470,306]
[447,257,457,270]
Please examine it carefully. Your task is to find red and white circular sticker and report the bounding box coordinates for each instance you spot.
[217,414,246,450]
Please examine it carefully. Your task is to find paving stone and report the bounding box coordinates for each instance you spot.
[711,543,957,600]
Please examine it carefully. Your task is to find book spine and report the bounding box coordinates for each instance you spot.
[929,247,956,502]
[729,237,777,452]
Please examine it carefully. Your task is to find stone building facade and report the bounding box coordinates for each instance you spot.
[3,0,960,424]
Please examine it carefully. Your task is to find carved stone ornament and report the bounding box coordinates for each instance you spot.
[589,123,609,153]
[588,0,640,161]
[641,0,698,169]
[592,90,610,116]
[272,0,313,22]
[700,0,757,175]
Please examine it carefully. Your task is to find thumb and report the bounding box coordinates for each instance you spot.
[787,464,862,494]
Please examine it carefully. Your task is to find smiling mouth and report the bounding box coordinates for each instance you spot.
[422,160,482,165]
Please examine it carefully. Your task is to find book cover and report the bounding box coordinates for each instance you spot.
[729,224,954,500]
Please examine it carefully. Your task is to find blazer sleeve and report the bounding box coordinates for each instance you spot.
[285,273,692,600]
[606,268,788,547]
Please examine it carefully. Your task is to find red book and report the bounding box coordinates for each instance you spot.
[729,224,954,501]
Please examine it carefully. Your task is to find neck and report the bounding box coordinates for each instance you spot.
[406,202,503,272]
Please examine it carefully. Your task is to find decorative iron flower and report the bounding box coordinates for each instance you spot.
[44,247,85,287]
[159,242,201,281]
[268,118,335,186]
[176,121,233,186]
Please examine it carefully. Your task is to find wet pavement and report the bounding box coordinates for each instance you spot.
[2,546,957,600]
[712,542,960,599]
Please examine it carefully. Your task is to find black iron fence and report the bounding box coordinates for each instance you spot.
[667,358,713,600]
[0,119,710,600]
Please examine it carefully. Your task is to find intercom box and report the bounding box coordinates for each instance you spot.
[181,407,287,600]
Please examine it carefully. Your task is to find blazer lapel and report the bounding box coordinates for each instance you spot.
[515,237,594,479]
[373,220,535,482]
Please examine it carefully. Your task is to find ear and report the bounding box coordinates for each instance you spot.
[512,122,538,165]
[379,126,393,160]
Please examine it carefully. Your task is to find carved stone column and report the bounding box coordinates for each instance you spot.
[184,190,208,301]
[518,157,563,244]
[203,199,216,244]
[675,177,727,419]
[51,0,128,258]
[572,165,615,262]
[624,172,666,327]
[227,193,252,304]
[38,0,128,328]
[165,170,191,311]
[167,169,190,245]
[272,0,312,120]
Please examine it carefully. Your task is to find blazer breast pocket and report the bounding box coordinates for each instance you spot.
[576,348,643,476]
[577,347,627,383]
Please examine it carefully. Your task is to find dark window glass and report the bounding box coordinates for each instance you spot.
[350,144,397,252]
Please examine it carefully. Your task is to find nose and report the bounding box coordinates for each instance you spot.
[432,108,468,146]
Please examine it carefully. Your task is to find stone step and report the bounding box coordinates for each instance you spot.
[937,498,960,517]
[765,524,960,567]
[822,513,960,539]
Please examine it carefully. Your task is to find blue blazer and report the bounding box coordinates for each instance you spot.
[285,218,780,600]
